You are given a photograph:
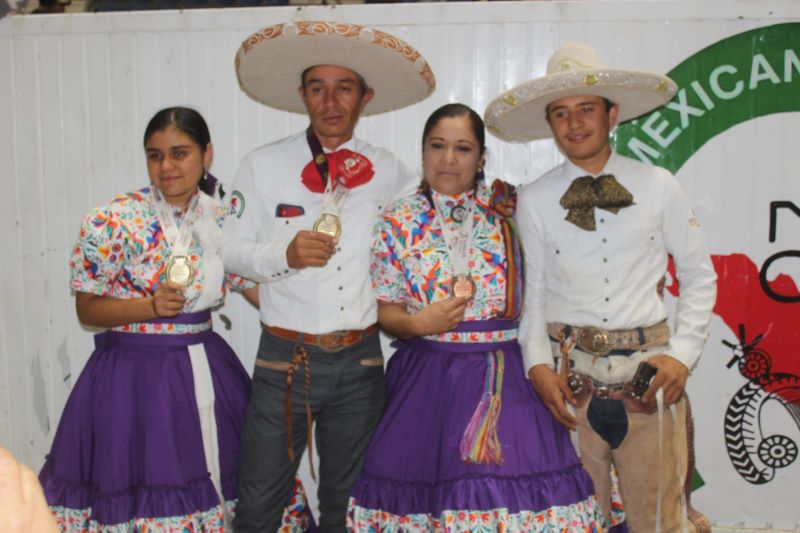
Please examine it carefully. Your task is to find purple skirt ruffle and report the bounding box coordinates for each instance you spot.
[39,311,250,527]
[350,319,597,519]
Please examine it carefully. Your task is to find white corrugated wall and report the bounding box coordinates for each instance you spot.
[1,0,799,527]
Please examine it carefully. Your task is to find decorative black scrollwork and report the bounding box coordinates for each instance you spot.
[723,325,800,484]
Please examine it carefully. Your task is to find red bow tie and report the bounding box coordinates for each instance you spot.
[301,149,374,193]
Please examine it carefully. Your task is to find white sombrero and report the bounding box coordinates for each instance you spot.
[484,42,677,142]
[235,21,436,116]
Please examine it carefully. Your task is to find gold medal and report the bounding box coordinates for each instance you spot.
[313,212,342,239]
[166,255,195,286]
[450,274,476,300]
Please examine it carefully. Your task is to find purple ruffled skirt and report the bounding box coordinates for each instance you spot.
[348,319,602,531]
[39,311,249,531]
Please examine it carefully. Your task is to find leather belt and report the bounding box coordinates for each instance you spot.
[568,373,636,401]
[263,323,379,352]
[547,320,669,356]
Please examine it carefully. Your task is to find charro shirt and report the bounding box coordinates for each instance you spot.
[517,151,716,375]
[222,131,415,334]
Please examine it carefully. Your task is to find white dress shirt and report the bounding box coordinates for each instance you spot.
[222,131,415,334]
[517,151,716,375]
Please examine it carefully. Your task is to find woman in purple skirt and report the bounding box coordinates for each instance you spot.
[39,107,311,532]
[347,104,603,531]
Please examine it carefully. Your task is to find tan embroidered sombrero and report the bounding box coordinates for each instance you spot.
[235,21,436,116]
[484,42,677,142]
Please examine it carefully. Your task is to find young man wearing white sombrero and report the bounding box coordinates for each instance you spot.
[223,21,434,532]
[485,42,717,531]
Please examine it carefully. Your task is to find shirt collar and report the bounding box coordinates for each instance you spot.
[322,136,357,153]
[563,151,620,180]
[430,187,476,208]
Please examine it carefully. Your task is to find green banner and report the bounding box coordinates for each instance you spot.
[614,22,800,174]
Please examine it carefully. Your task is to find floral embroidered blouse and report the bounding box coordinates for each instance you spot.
[69,186,252,334]
[371,183,516,342]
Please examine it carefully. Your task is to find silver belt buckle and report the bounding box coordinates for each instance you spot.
[577,326,612,355]
[595,385,610,399]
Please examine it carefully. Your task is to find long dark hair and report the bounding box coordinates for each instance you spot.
[143,107,219,196]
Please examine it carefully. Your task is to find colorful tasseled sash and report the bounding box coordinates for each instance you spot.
[459,180,523,465]
[460,348,506,464]
[489,178,524,321]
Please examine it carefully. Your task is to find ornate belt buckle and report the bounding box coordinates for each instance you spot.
[318,331,345,352]
[577,326,612,355]
[595,385,610,399]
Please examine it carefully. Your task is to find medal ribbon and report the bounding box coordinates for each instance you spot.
[151,187,202,267]
[431,192,476,276]
[320,174,349,218]
[306,126,332,189]
[306,127,351,222]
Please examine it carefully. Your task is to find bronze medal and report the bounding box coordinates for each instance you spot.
[313,212,342,239]
[166,255,195,286]
[450,274,476,300]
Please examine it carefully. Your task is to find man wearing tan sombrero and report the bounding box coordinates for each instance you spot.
[223,21,435,532]
[485,42,716,532]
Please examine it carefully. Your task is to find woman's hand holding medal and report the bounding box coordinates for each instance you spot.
[412,297,469,336]
[151,281,186,318]
[287,230,338,269]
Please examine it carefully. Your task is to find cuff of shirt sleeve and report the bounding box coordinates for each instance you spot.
[663,338,701,371]
[261,239,299,281]
[522,340,556,377]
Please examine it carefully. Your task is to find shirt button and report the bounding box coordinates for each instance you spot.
[602,238,607,243]
[340,306,344,311]
[337,247,342,252]
[285,220,290,225]
[284,270,289,274]
[337,266,342,271]
[599,218,605,223]
[339,286,343,291]
[604,278,609,283]
[603,318,608,323]
[603,258,608,263]
[605,297,610,302]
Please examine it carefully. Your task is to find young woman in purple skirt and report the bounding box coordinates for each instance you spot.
[38,107,311,532]
[347,103,603,531]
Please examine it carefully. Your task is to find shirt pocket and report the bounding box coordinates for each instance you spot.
[632,213,663,253]
[543,229,579,285]
[270,212,312,241]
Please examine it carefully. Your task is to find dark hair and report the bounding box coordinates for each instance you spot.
[144,106,210,148]
[143,107,219,196]
[422,103,486,154]
[300,66,369,96]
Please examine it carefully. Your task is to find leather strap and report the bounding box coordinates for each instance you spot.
[548,320,670,356]
[285,345,316,481]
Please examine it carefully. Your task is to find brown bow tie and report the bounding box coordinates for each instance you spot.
[559,174,634,231]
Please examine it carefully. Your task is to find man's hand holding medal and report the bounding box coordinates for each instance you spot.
[291,147,374,270]
[287,231,338,269]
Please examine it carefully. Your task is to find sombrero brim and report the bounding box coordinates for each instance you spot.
[236,21,436,116]
[484,68,677,142]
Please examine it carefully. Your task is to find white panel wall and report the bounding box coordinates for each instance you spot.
[1,1,799,528]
